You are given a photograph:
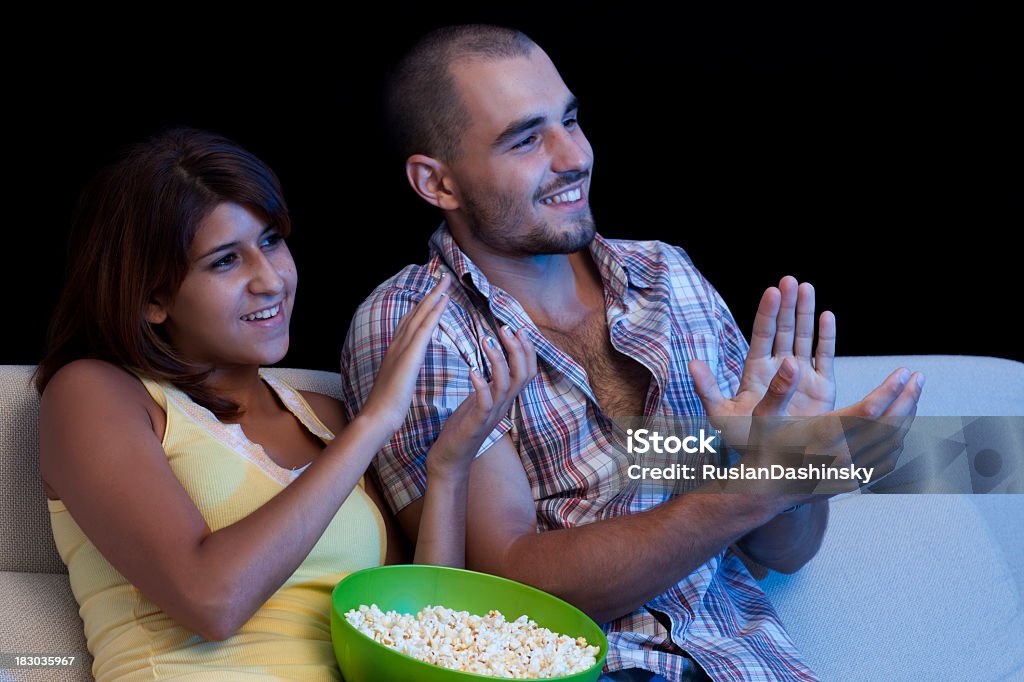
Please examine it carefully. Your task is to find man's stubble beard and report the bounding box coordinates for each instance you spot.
[462,185,596,257]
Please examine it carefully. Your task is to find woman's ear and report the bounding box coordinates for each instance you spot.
[405,155,461,211]
[145,298,168,325]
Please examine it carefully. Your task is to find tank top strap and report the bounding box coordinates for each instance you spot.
[126,369,335,452]
[133,372,169,411]
[259,371,335,443]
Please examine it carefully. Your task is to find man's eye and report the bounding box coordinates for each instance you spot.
[513,135,537,150]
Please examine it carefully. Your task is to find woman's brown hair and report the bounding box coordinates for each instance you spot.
[35,127,291,418]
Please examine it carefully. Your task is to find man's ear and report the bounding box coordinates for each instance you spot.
[406,155,460,211]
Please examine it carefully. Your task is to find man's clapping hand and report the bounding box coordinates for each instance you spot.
[690,276,838,419]
[688,274,926,494]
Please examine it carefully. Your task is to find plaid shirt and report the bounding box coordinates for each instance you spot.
[340,224,818,682]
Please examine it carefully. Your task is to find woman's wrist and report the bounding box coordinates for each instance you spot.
[339,411,397,456]
[425,446,473,486]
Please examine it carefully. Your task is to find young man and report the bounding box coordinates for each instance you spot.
[340,25,923,681]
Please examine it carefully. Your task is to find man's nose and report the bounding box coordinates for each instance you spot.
[549,127,592,174]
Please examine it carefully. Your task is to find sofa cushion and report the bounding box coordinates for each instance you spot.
[833,354,1024,417]
[0,571,92,682]
[0,366,64,574]
[761,494,1024,681]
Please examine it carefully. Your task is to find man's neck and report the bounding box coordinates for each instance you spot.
[454,232,605,331]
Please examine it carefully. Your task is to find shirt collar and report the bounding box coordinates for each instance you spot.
[587,232,656,301]
[428,222,495,300]
[428,222,655,304]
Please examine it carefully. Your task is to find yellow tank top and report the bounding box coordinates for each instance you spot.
[47,371,386,681]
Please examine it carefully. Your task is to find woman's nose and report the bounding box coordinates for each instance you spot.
[249,253,286,295]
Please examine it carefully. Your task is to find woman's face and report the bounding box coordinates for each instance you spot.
[149,202,297,369]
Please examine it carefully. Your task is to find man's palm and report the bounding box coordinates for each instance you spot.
[693,277,837,420]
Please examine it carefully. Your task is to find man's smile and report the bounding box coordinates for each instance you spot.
[538,180,586,208]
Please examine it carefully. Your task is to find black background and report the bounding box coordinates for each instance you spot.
[6,4,1019,372]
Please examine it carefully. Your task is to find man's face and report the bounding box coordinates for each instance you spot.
[446,48,595,256]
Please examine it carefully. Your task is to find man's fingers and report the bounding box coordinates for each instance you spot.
[689,359,726,413]
[883,372,924,418]
[835,367,915,417]
[772,276,798,357]
[753,357,800,417]
[793,282,815,359]
[748,287,781,360]
[814,311,836,378]
[841,415,914,482]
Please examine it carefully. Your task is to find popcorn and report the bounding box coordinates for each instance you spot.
[344,604,600,679]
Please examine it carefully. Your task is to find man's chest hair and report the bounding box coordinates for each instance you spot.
[535,310,651,417]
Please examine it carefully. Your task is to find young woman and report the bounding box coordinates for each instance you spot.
[35,127,536,681]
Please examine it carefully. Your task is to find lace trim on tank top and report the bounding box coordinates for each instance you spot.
[158,370,333,487]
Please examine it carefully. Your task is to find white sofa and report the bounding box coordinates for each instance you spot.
[1,358,1022,682]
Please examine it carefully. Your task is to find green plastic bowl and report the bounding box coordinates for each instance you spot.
[331,565,607,681]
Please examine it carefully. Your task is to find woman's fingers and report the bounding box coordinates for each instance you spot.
[473,325,537,417]
[480,333,510,399]
[393,274,452,344]
[496,325,531,391]
[518,328,538,384]
[467,367,493,411]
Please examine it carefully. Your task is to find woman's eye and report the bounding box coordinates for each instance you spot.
[564,117,578,129]
[212,253,237,268]
[261,233,284,248]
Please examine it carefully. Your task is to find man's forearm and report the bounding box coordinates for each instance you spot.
[736,499,829,574]
[473,493,784,624]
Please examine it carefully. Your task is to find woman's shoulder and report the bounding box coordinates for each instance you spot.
[40,360,166,499]
[42,359,163,430]
[45,359,148,400]
[296,390,347,435]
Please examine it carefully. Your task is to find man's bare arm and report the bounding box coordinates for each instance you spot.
[736,500,829,574]
[396,434,788,625]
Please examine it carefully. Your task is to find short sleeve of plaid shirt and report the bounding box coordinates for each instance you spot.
[340,277,513,515]
[710,283,748,401]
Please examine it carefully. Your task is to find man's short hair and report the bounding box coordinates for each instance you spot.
[385,24,536,162]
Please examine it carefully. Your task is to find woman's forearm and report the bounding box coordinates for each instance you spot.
[412,460,471,567]
[184,415,392,639]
